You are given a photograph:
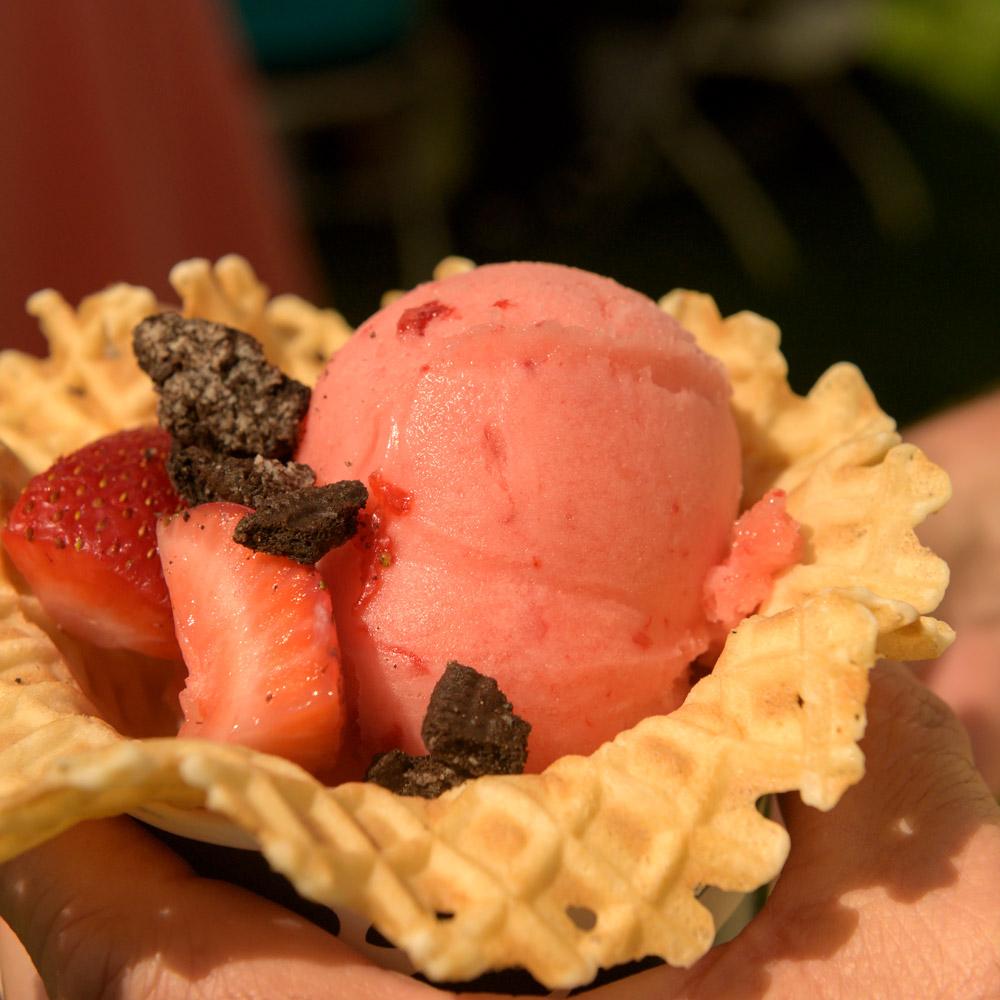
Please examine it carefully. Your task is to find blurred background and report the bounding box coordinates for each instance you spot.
[2,0,998,425]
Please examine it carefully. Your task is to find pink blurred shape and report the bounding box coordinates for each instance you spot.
[0,0,320,354]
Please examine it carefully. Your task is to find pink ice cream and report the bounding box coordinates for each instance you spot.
[298,263,750,771]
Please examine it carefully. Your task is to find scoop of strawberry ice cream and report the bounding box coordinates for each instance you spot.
[298,263,753,771]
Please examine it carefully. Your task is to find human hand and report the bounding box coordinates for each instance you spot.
[907,390,1000,794]
[3,397,998,1000]
[2,659,998,1000]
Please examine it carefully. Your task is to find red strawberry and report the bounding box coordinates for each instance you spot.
[2,428,184,659]
[158,502,344,777]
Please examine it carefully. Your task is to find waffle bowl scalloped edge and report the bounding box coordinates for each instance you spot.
[0,257,952,989]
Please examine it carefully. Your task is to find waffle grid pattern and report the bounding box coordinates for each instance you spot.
[0,262,952,988]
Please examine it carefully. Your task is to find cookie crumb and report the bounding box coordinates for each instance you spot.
[423,661,530,777]
[365,750,467,799]
[233,480,368,564]
[366,662,531,797]
[168,443,315,507]
[133,313,310,459]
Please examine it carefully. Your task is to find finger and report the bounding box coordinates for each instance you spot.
[737,662,1000,997]
[913,631,1000,796]
[0,817,450,1000]
[552,662,1000,999]
[0,917,48,1000]
[906,391,1000,568]
[907,391,1000,792]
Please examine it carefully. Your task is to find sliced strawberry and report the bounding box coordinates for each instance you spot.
[158,502,344,777]
[2,428,184,659]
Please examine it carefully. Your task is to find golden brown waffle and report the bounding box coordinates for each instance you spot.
[0,260,951,988]
[0,255,351,473]
[660,291,952,662]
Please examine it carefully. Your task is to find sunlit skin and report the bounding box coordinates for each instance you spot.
[908,390,1000,794]
[1,393,998,1000]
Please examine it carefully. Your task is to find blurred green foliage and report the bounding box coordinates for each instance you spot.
[871,0,1000,126]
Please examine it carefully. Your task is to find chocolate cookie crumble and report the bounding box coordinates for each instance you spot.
[423,662,531,776]
[233,480,368,564]
[131,313,351,558]
[133,313,310,460]
[168,443,316,508]
[365,751,468,799]
[366,662,531,798]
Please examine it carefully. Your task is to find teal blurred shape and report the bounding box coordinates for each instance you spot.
[234,0,417,70]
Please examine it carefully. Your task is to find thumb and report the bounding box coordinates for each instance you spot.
[712,661,1000,998]
[566,662,1000,999]
[0,816,447,1000]
[0,916,47,999]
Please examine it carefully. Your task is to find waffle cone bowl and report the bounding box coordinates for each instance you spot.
[0,257,952,990]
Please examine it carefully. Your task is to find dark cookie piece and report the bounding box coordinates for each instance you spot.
[133,313,311,460]
[422,661,531,777]
[233,480,368,564]
[168,443,315,507]
[365,750,468,799]
[366,663,531,798]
